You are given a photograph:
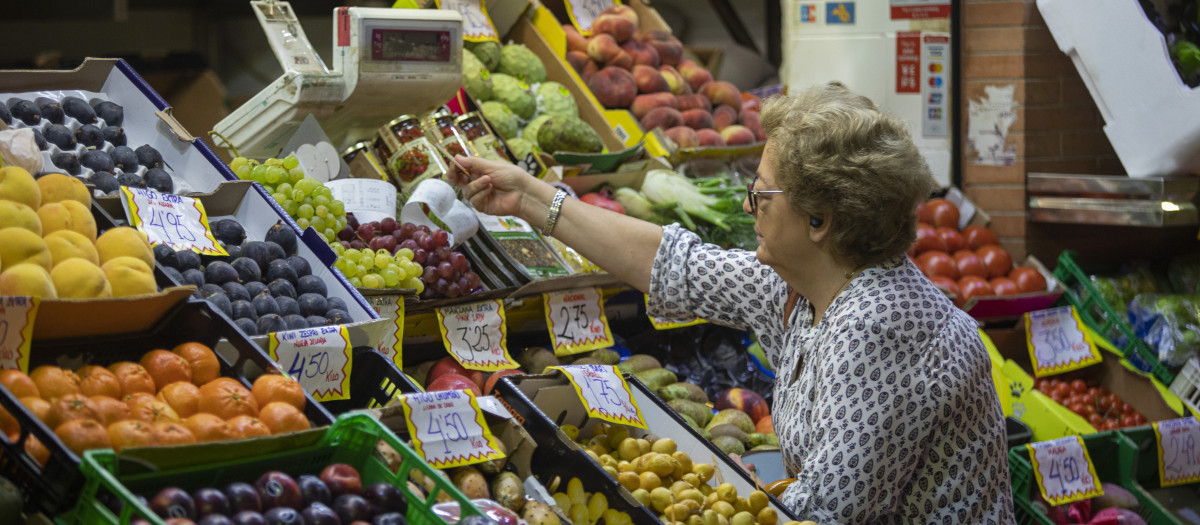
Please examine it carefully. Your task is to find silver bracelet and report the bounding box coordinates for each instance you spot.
[542,189,568,236]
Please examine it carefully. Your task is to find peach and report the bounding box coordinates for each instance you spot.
[581,60,601,82]
[639,107,684,132]
[601,4,640,27]
[714,387,770,423]
[701,81,742,108]
[587,67,638,109]
[566,51,589,74]
[659,65,685,95]
[676,93,712,113]
[720,124,756,146]
[607,49,633,70]
[664,126,698,148]
[564,24,588,54]
[677,59,713,91]
[740,109,766,141]
[587,33,621,64]
[624,41,660,68]
[696,128,725,147]
[592,13,635,43]
[630,92,678,119]
[633,65,670,94]
[681,109,714,130]
[712,104,739,130]
[640,30,683,66]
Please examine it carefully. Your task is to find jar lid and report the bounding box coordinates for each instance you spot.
[341,140,372,157]
[385,114,419,128]
[454,112,483,125]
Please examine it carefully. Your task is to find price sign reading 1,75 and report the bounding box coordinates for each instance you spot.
[551,364,645,429]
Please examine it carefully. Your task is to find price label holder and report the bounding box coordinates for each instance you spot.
[0,296,39,373]
[367,295,405,371]
[1154,416,1200,486]
[398,389,505,468]
[120,187,228,256]
[548,364,646,429]
[268,325,353,402]
[564,0,617,35]
[435,0,499,42]
[1026,435,1104,505]
[437,299,518,371]
[544,287,613,356]
[1024,306,1102,377]
[644,294,706,330]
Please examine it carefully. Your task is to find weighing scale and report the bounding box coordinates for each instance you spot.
[214,2,464,166]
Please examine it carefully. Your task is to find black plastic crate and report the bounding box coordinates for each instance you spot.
[317,347,420,415]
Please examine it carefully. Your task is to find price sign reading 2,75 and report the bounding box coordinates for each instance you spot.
[1027,436,1104,505]
[1154,416,1200,486]
[544,287,613,356]
[120,186,228,256]
[436,299,519,372]
[551,365,646,429]
[398,390,504,469]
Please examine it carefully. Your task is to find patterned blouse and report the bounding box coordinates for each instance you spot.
[647,225,1016,524]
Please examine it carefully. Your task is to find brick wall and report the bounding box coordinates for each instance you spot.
[960,1,1123,262]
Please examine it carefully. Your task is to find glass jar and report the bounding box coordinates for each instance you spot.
[376,114,423,164]
[341,140,373,164]
[454,112,507,162]
[429,109,473,158]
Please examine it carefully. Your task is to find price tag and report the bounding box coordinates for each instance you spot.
[1024,306,1102,377]
[268,325,353,402]
[644,295,706,330]
[367,295,405,371]
[564,0,618,35]
[437,299,518,371]
[0,296,39,373]
[1154,416,1200,486]
[121,187,228,256]
[544,287,614,356]
[1027,436,1104,505]
[398,389,505,468]
[549,364,645,429]
[436,0,499,42]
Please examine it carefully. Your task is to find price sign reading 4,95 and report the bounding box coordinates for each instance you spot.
[1025,306,1102,377]
[1154,416,1200,486]
[1027,436,1104,505]
[268,325,353,402]
[121,187,227,256]
[437,299,517,371]
[0,296,39,373]
[550,365,645,429]
[399,389,505,469]
[544,287,613,356]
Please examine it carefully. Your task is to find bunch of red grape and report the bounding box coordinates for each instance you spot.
[336,214,482,299]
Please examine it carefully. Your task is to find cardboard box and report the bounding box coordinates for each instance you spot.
[962,255,1065,321]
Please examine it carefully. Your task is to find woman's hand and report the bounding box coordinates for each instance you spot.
[446,155,536,218]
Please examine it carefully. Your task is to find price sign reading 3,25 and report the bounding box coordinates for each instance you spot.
[121,187,228,256]
[269,325,353,402]
[1027,435,1104,505]
[399,389,505,468]
[437,299,517,371]
[550,365,646,429]
[1154,416,1200,486]
[0,296,39,373]
[544,287,613,356]
[1025,306,1102,377]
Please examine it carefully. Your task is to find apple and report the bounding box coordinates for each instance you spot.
[426,356,484,391]
[319,463,363,498]
[714,388,770,423]
[484,369,523,395]
[426,373,483,396]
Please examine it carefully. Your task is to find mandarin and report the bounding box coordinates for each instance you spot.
[257,402,310,435]
[182,413,236,443]
[90,395,131,426]
[172,342,221,386]
[30,365,79,400]
[140,350,192,387]
[151,421,196,446]
[0,406,16,436]
[19,397,50,422]
[45,393,100,429]
[128,398,180,424]
[24,434,49,466]
[76,365,123,398]
[198,379,258,420]
[251,374,306,412]
[0,369,40,398]
[54,418,111,455]
[108,362,156,396]
[122,392,155,409]
[107,419,156,451]
[157,381,200,418]
[225,415,271,439]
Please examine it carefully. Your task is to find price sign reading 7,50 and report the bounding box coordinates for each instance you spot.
[398,389,505,469]
[269,325,353,402]
[544,287,613,357]
[551,365,645,429]
[437,299,518,372]
[1154,416,1200,486]
[1027,436,1104,505]
[120,186,228,256]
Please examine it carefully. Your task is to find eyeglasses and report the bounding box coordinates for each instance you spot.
[746,174,784,215]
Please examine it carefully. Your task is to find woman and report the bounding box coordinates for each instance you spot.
[448,83,1015,524]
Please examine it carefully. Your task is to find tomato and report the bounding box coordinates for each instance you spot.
[1081,393,1095,406]
[1120,402,1135,414]
[916,251,958,279]
[1052,382,1072,398]
[1120,414,1138,427]
[913,223,944,255]
[1102,419,1120,431]
[989,277,1020,296]
[1067,402,1086,415]
[1088,413,1104,426]
[929,275,959,297]
[936,227,967,253]
[1133,413,1147,424]
[1009,266,1048,293]
[1070,379,1087,394]
[1107,393,1122,411]
[916,202,933,225]
[961,225,999,250]
[976,244,1013,279]
[957,275,994,303]
[952,250,987,278]
[926,198,960,229]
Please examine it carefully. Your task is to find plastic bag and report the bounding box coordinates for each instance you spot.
[621,323,774,406]
[1168,252,1200,294]
[1127,293,1200,367]
[432,498,524,525]
[0,128,43,174]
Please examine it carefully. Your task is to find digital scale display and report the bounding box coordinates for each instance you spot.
[371,28,451,62]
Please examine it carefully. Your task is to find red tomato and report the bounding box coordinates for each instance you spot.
[953,250,987,278]
[1070,379,1087,394]
[961,225,999,250]
[1088,413,1104,426]
[976,244,1013,279]
[913,223,944,255]
[916,202,933,225]
[1096,395,1112,412]
[1120,414,1138,427]
[1133,413,1147,424]
[926,198,960,229]
[957,275,994,303]
[936,227,967,253]
[989,277,1020,295]
[1009,266,1047,293]
[916,251,958,279]
[929,276,959,297]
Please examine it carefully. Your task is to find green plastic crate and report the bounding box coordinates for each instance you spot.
[57,413,482,525]
[1053,250,1177,385]
[1008,429,1180,525]
[1120,425,1200,524]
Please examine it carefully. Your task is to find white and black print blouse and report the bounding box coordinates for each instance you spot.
[647,225,1017,525]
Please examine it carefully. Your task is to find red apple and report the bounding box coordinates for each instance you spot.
[426,356,484,391]
[714,387,770,423]
[427,373,483,396]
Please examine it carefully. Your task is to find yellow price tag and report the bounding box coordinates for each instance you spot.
[644,295,706,330]
[121,186,227,256]
[1025,306,1102,377]
[368,295,405,371]
[1154,416,1200,487]
[564,0,618,36]
[549,364,646,429]
[399,389,506,468]
[435,0,500,42]
[1027,435,1104,505]
[545,287,614,356]
[0,296,39,373]
[437,299,518,371]
[268,325,353,402]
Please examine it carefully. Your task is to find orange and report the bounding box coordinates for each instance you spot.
[30,365,79,400]
[0,369,40,398]
[225,415,270,439]
[198,379,258,420]
[257,402,310,435]
[182,413,236,443]
[128,398,180,424]
[76,365,123,399]
[157,382,200,418]
[19,397,50,422]
[45,393,100,429]
[108,362,156,396]
[251,374,306,412]
[172,342,221,386]
[107,419,156,451]
[139,350,191,390]
[90,395,131,426]
[54,418,111,455]
[24,434,49,466]
[0,406,17,436]
[151,421,196,446]
[122,392,155,409]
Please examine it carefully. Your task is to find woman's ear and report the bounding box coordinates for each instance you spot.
[808,214,831,243]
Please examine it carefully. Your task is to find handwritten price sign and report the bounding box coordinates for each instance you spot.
[1154,416,1200,486]
[564,0,617,35]
[399,389,505,468]
[367,295,405,371]
[550,365,645,429]
[268,325,353,402]
[121,187,227,256]
[544,287,613,356]
[437,299,517,371]
[644,294,706,330]
[1025,306,1101,377]
[1027,436,1104,505]
[436,0,499,42]
[0,296,39,373]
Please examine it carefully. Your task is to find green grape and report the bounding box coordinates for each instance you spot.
[283,155,300,170]
[310,195,328,208]
[374,253,392,269]
[324,228,336,241]
[395,248,414,261]
[265,157,283,167]
[314,186,332,199]
[289,167,305,183]
[336,257,355,275]
[315,205,329,218]
[297,204,315,219]
[356,264,368,277]
[362,273,385,288]
[291,189,306,202]
[272,192,287,205]
[234,164,252,179]
[321,231,333,243]
[344,249,362,261]
[265,167,283,184]
[310,216,327,232]
[296,217,310,230]
[276,182,293,196]
[380,268,400,287]
[334,218,346,232]
[350,276,363,287]
[332,242,345,255]
[405,261,422,279]
[330,200,346,216]
[283,200,298,216]
[296,178,318,194]
[230,157,249,172]
[250,165,268,183]
[359,253,375,270]
[403,277,424,293]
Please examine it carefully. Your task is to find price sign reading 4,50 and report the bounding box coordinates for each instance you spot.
[437,299,518,372]
[1025,306,1102,377]
[1154,416,1200,486]
[1027,436,1104,505]
[120,187,227,256]
[269,325,352,402]
[551,365,646,429]
[544,287,613,356]
[564,0,617,35]
[0,296,39,373]
[398,389,505,469]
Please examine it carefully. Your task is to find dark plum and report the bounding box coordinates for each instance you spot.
[81,149,115,172]
[110,145,139,171]
[30,128,47,150]
[39,102,63,124]
[266,259,298,286]
[0,103,10,124]
[297,293,328,317]
[9,99,40,125]
[62,96,96,123]
[223,281,252,302]
[181,269,206,288]
[176,249,202,271]
[199,515,236,525]
[154,244,179,269]
[264,241,286,264]
[198,283,225,299]
[76,124,105,149]
[94,100,124,126]
[161,266,184,286]
[255,471,302,511]
[252,294,280,317]
[234,318,258,335]
[231,299,257,321]
[333,494,372,524]
[136,144,164,168]
[91,171,120,194]
[301,502,341,525]
[211,219,247,246]
[326,297,348,312]
[268,278,297,299]
[205,293,232,317]
[326,309,352,325]
[373,513,410,525]
[224,482,262,513]
[245,280,268,298]
[231,257,261,283]
[226,244,242,259]
[262,507,303,525]
[298,475,332,506]
[364,482,407,515]
[305,316,327,327]
[285,256,311,279]
[150,487,196,520]
[193,487,231,518]
[51,152,80,175]
[241,241,272,273]
[275,295,300,317]
[204,261,239,285]
[230,510,267,525]
[44,124,76,149]
[103,125,127,147]
[145,168,174,194]
[117,172,146,188]
[296,275,326,297]
[265,222,298,256]
[283,314,309,330]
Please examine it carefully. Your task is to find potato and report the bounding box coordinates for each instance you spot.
[452,467,490,499]
[522,502,562,525]
[490,472,526,512]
